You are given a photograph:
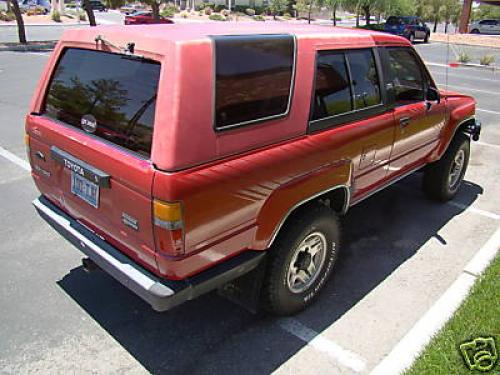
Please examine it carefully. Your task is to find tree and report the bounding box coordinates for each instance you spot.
[440,0,460,33]
[318,0,342,25]
[7,0,26,44]
[294,0,311,20]
[82,0,97,26]
[144,0,161,20]
[270,0,287,19]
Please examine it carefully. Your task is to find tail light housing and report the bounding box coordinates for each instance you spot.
[152,199,184,256]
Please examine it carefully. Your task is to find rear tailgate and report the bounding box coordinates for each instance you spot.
[27,48,161,272]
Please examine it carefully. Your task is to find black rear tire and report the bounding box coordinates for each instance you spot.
[262,204,340,316]
[423,133,470,202]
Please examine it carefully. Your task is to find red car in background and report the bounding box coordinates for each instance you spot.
[124,11,173,25]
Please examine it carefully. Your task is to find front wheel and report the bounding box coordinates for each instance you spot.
[423,133,470,202]
[262,204,340,315]
[408,33,415,43]
[424,33,430,43]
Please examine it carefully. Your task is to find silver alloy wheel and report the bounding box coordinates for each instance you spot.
[449,149,465,190]
[286,232,327,294]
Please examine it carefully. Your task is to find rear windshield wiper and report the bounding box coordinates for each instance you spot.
[94,35,146,61]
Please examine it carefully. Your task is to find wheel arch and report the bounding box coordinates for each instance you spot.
[265,185,349,249]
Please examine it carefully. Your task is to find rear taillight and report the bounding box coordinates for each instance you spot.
[153,199,184,256]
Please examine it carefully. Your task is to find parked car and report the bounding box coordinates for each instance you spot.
[384,16,430,43]
[124,11,173,24]
[469,19,500,34]
[19,0,50,14]
[89,0,107,12]
[27,24,480,315]
[120,3,145,14]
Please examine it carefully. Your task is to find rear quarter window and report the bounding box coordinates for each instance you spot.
[43,48,161,158]
[213,34,295,130]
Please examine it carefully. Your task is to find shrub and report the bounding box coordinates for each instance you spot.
[161,4,176,17]
[0,11,16,21]
[79,11,87,21]
[479,54,495,66]
[282,12,291,19]
[254,14,265,21]
[457,50,471,63]
[51,10,61,22]
[214,4,226,12]
[180,10,189,18]
[221,9,230,16]
[245,8,255,16]
[209,13,225,21]
[204,7,213,15]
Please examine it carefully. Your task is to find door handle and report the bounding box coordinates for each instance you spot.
[399,116,411,128]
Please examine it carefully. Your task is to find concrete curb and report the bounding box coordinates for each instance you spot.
[450,62,497,71]
[0,41,56,51]
[0,23,88,27]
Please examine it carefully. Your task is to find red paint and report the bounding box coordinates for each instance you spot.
[26,23,476,280]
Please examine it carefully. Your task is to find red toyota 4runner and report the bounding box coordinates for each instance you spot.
[27,24,481,315]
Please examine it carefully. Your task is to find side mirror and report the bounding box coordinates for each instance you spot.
[426,87,440,103]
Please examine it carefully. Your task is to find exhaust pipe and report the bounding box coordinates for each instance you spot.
[82,257,99,273]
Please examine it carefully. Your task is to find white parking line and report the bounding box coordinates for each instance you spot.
[447,201,500,221]
[437,84,498,95]
[476,140,500,148]
[371,226,500,375]
[279,318,367,373]
[0,146,30,171]
[476,108,500,116]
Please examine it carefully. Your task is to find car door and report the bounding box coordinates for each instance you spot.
[382,47,445,175]
[309,48,395,197]
[493,20,500,35]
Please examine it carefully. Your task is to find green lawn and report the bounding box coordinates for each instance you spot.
[406,255,499,375]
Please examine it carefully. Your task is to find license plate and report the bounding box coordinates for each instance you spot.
[71,171,99,208]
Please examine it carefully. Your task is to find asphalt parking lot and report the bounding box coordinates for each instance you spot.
[0,43,499,374]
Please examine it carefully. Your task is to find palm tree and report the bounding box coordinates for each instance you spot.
[8,0,26,44]
[82,0,97,26]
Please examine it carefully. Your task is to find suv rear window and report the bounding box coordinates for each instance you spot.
[44,48,161,157]
[213,34,295,130]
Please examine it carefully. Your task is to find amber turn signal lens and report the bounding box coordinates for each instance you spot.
[153,200,182,223]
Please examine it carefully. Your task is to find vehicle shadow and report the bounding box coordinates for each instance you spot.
[57,175,484,374]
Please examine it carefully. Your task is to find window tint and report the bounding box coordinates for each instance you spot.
[44,48,160,157]
[386,48,425,104]
[346,49,381,109]
[312,51,352,120]
[214,34,295,129]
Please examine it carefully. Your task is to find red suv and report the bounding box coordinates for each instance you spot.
[27,24,480,315]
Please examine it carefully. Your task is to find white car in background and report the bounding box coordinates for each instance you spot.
[470,19,500,34]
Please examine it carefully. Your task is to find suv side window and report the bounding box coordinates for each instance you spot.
[213,34,295,130]
[346,49,381,109]
[312,51,352,120]
[386,48,425,105]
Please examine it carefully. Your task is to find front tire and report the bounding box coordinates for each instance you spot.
[408,33,415,43]
[262,204,340,316]
[424,33,430,43]
[423,133,470,202]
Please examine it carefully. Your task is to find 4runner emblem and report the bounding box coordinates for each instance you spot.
[81,114,97,134]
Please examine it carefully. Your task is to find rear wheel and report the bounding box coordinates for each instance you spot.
[262,204,340,315]
[423,133,470,202]
[408,33,415,43]
[471,29,480,34]
[424,33,430,43]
